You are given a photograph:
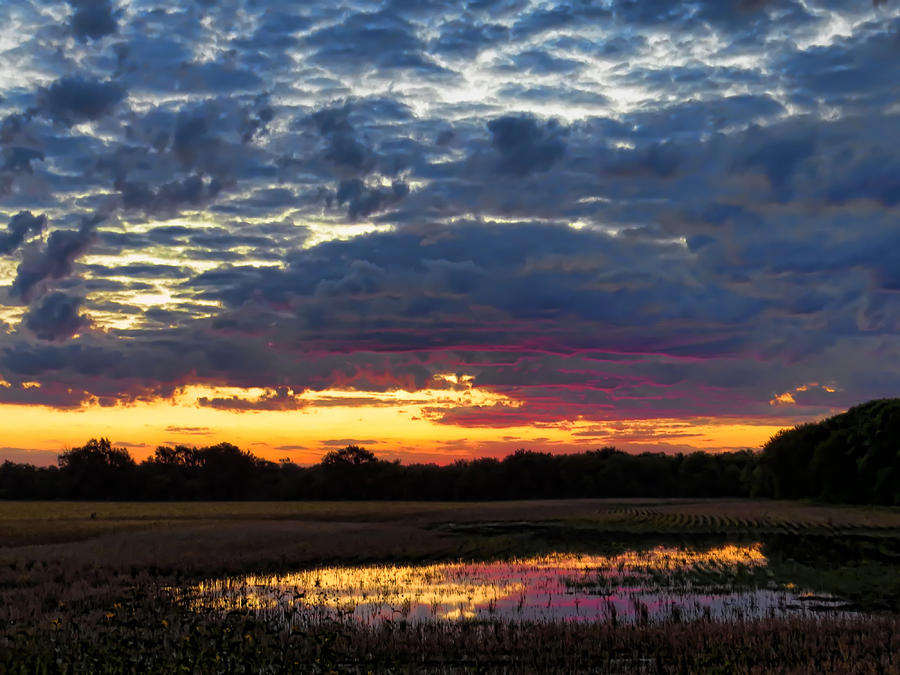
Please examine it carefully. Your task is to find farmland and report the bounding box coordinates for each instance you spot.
[3,497,899,546]
[2,499,899,672]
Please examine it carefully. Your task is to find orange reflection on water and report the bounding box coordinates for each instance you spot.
[183,544,820,625]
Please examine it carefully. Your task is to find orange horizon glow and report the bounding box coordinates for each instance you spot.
[0,380,818,466]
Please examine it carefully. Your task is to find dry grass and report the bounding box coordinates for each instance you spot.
[2,498,899,548]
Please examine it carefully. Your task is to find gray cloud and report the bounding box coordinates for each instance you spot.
[68,0,118,42]
[11,215,100,302]
[0,211,47,255]
[23,291,91,341]
[37,76,126,126]
[487,115,567,177]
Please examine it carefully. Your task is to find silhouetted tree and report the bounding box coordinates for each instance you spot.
[321,445,377,466]
[141,445,201,499]
[58,438,136,498]
[195,442,262,499]
[753,398,900,504]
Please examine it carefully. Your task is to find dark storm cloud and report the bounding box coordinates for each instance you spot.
[288,99,421,217]
[23,291,91,341]
[335,178,409,219]
[68,0,118,42]
[824,149,900,206]
[430,19,509,58]
[309,104,376,177]
[37,76,126,126]
[116,174,223,216]
[512,4,606,39]
[11,215,100,302]
[0,112,46,197]
[3,146,45,174]
[89,96,275,220]
[0,211,47,255]
[487,116,567,177]
[776,17,900,109]
[738,135,816,202]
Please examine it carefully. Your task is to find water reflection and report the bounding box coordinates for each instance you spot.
[186,544,852,625]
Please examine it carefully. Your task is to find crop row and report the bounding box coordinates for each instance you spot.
[605,504,900,534]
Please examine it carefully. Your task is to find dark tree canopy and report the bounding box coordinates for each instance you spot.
[753,398,900,505]
[320,445,377,466]
[58,437,135,471]
[56,438,136,498]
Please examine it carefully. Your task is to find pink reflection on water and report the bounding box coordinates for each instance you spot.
[190,545,854,626]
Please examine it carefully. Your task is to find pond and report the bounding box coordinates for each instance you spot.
[182,542,856,625]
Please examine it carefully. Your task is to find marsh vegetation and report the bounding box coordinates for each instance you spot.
[2,499,899,672]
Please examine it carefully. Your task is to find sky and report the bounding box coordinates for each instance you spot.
[0,0,898,466]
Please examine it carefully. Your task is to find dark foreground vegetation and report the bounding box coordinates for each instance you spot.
[4,605,898,674]
[1,398,898,504]
[2,499,899,673]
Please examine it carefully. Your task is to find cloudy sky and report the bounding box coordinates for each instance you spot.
[0,0,898,465]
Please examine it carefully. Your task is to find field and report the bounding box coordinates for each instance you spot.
[3,497,899,547]
[2,499,900,673]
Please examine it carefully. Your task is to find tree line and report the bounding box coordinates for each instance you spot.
[0,440,754,501]
[1,398,897,503]
[750,398,900,505]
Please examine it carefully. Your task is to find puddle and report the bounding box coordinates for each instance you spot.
[184,543,854,625]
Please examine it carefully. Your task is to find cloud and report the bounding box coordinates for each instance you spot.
[1,0,899,438]
[3,146,45,175]
[305,11,449,76]
[10,215,100,302]
[164,426,212,435]
[738,135,816,202]
[335,178,409,219]
[499,84,609,107]
[197,387,306,411]
[23,292,91,341]
[320,438,381,446]
[37,76,126,126]
[512,4,597,39]
[495,49,585,75]
[431,19,509,58]
[117,174,223,217]
[487,115,567,177]
[68,0,118,42]
[0,211,46,255]
[310,104,376,177]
